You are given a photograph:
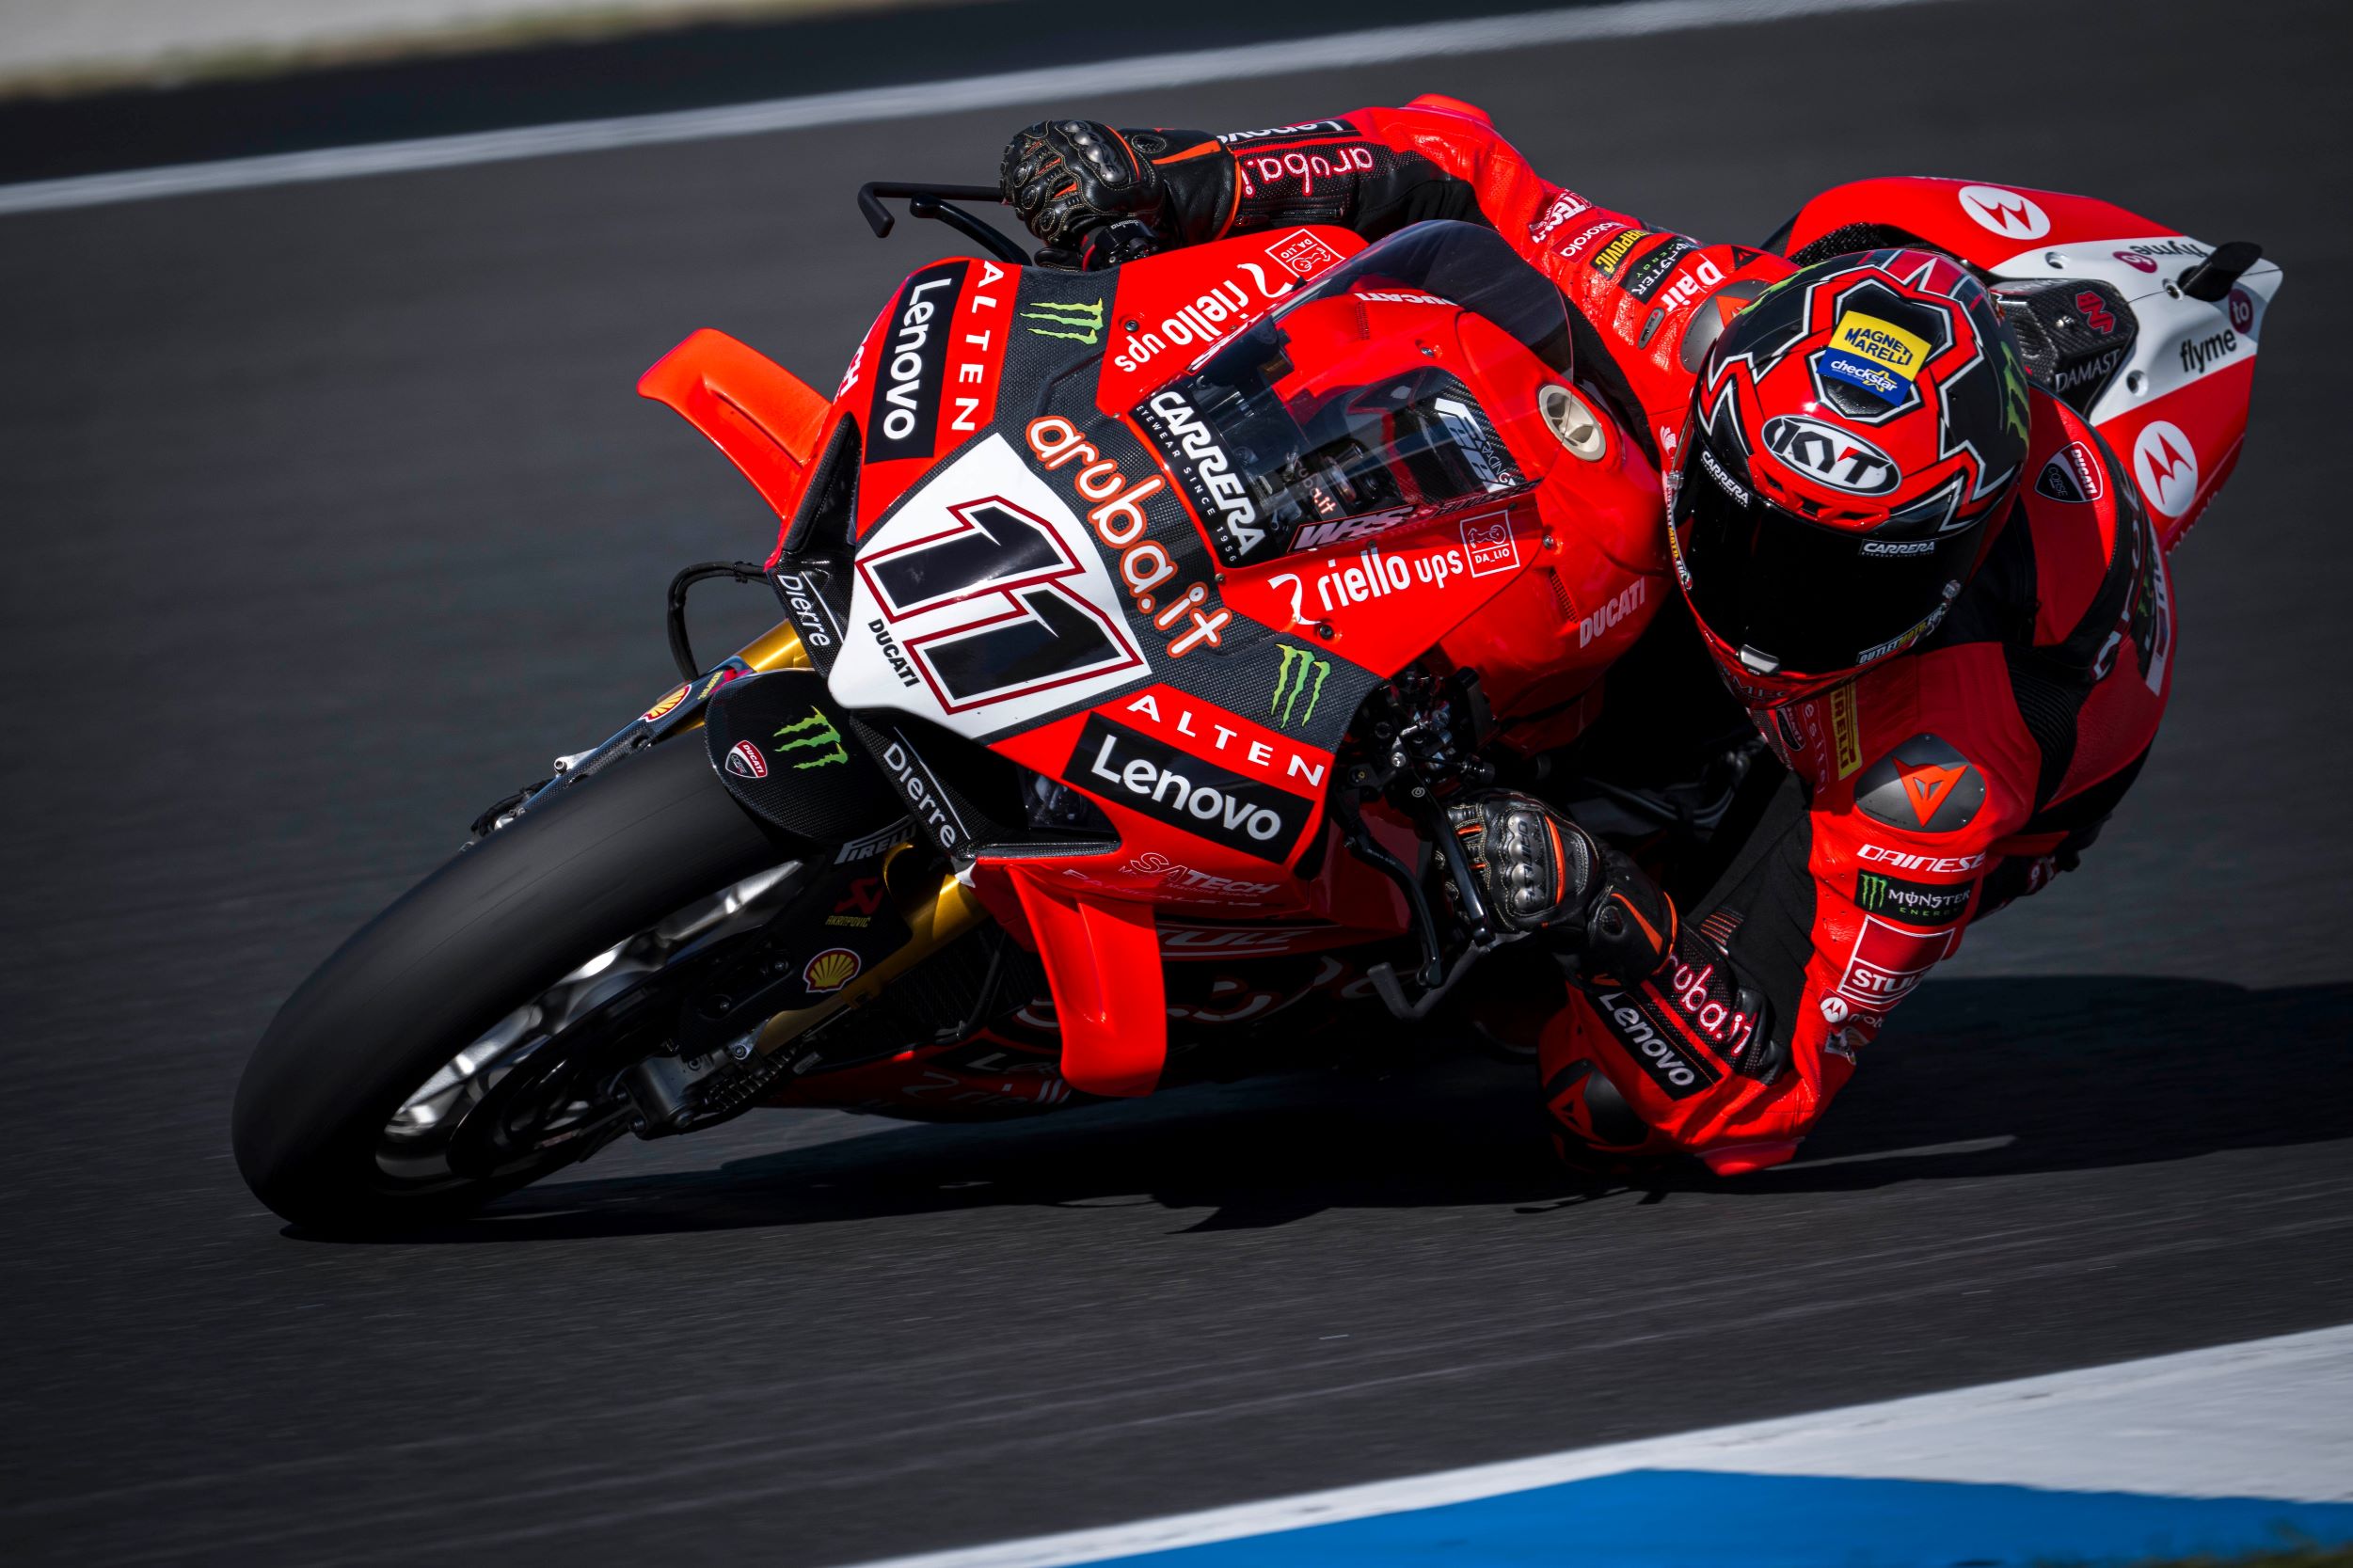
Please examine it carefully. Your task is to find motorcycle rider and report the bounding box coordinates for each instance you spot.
[998,103,2174,1174]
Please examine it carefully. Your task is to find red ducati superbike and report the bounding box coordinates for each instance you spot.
[232,177,2274,1232]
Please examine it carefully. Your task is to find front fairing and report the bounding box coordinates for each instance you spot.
[787,223,1638,897]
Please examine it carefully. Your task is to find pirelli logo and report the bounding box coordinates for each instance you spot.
[1831,683,1863,780]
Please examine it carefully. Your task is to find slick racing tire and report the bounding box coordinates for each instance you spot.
[231,737,789,1235]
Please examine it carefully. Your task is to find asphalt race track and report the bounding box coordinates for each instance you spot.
[5,0,2350,1561]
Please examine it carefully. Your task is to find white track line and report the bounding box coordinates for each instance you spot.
[0,0,1953,217]
[834,1322,2353,1568]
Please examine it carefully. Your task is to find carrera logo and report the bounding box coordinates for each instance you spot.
[725,739,769,780]
[1957,184,2051,242]
[1138,388,1267,563]
[1069,713,1314,863]
[1760,415,1900,495]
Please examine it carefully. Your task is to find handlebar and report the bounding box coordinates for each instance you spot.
[855,182,1033,266]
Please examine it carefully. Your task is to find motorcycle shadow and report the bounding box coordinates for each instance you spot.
[352,974,2352,1242]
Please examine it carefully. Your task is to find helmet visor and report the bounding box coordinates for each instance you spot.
[1672,429,1979,678]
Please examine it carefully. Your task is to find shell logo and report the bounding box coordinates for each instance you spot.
[803,948,861,993]
[640,683,691,724]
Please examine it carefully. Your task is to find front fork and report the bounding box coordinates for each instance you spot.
[491,613,992,1126]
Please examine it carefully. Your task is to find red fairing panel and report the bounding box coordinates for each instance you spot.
[638,328,833,527]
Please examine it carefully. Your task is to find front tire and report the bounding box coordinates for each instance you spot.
[232,738,787,1234]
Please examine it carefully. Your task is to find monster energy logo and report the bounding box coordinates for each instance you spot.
[1856,872,1892,911]
[773,709,849,769]
[1270,644,1331,729]
[1021,298,1104,344]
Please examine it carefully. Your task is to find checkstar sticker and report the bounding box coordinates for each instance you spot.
[1897,759,1969,827]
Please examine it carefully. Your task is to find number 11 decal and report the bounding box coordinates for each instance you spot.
[856,496,1144,710]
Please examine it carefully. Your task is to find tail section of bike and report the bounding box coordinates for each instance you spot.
[1772,176,2282,548]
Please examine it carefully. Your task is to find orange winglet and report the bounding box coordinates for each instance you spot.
[1006,868,1167,1098]
[637,328,832,522]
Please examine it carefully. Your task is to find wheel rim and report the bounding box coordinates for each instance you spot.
[372,862,802,1190]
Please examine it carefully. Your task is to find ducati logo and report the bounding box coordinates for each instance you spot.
[725,739,769,780]
[2134,420,2200,518]
[1759,415,1900,495]
[1957,184,2051,242]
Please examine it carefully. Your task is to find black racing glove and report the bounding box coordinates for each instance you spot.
[1001,120,1232,268]
[1445,790,1678,985]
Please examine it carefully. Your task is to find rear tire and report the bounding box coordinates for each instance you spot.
[231,738,787,1234]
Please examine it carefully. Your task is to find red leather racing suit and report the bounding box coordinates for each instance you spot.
[1141,97,2175,1173]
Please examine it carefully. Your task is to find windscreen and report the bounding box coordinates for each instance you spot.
[1136,222,1571,563]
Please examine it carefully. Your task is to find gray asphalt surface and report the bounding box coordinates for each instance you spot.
[5,0,2351,1562]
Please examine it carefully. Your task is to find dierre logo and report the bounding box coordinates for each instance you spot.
[867,261,967,462]
[1068,713,1313,862]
